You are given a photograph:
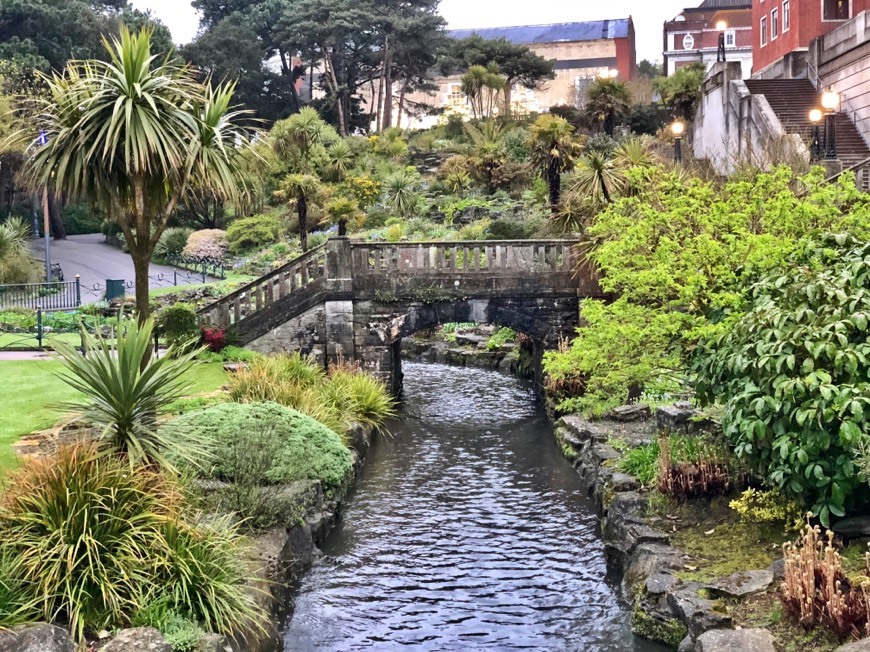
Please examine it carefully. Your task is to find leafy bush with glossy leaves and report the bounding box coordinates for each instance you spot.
[694,234,870,525]
[226,213,283,254]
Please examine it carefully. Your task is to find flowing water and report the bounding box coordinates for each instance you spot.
[282,362,665,651]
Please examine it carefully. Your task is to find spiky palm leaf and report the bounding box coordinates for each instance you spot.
[52,318,205,468]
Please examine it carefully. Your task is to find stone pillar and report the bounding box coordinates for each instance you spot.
[324,238,355,367]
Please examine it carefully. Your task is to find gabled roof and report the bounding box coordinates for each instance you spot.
[449,19,631,45]
[693,0,752,9]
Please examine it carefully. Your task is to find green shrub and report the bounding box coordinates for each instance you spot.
[155,227,194,262]
[486,327,516,351]
[694,234,870,525]
[226,213,283,254]
[0,551,34,627]
[183,229,228,262]
[619,441,660,486]
[456,219,492,241]
[62,204,103,235]
[164,401,353,493]
[157,303,199,348]
[133,597,205,652]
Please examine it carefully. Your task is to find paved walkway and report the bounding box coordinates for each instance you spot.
[30,233,216,304]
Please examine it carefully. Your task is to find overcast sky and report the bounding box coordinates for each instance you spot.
[130,0,690,63]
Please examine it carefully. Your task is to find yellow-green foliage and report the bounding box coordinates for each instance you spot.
[730,488,804,531]
[227,354,396,439]
[0,444,261,638]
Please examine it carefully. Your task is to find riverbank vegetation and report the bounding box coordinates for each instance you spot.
[0,315,395,645]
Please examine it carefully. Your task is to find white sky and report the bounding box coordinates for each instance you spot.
[130,0,691,63]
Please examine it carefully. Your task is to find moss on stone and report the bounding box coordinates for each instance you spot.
[630,597,687,648]
[560,442,578,461]
[670,506,788,584]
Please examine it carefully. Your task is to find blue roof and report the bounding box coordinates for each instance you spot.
[449,19,631,45]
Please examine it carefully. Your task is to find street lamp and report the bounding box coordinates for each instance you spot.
[809,109,823,161]
[821,89,840,159]
[716,21,728,62]
[671,121,685,163]
[599,68,619,80]
[37,129,51,283]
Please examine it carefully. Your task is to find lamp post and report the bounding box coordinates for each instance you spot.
[716,21,728,63]
[821,89,840,160]
[671,121,685,163]
[37,130,51,282]
[809,109,823,162]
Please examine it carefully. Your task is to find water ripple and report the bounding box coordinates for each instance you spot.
[282,363,664,651]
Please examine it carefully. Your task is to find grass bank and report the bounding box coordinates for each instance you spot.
[0,359,229,472]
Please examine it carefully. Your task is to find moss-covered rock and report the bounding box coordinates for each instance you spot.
[631,595,688,649]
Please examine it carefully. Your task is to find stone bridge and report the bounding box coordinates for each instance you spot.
[199,238,602,393]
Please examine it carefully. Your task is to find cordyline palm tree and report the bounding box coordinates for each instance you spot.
[528,114,578,214]
[571,152,624,204]
[0,217,40,284]
[584,78,632,137]
[275,173,324,251]
[18,28,252,322]
[464,120,506,195]
[271,106,335,172]
[461,63,505,119]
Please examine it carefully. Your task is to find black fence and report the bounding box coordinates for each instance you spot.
[166,255,226,281]
[0,277,81,311]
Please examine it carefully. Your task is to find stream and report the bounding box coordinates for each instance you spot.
[282,362,665,651]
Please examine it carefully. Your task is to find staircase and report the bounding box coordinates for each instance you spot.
[744,79,870,169]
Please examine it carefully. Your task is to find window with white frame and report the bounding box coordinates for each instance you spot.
[783,0,791,31]
[760,16,768,45]
[823,0,851,20]
[725,29,736,46]
[772,8,779,38]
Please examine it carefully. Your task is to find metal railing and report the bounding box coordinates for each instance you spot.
[0,276,81,311]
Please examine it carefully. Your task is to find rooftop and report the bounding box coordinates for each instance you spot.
[690,0,752,9]
[449,19,632,45]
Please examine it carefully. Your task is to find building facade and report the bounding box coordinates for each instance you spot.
[400,19,636,129]
[753,0,870,73]
[663,0,754,78]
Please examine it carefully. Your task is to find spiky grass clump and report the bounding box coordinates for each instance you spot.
[227,354,395,438]
[0,444,264,640]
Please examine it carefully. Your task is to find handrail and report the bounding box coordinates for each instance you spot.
[199,243,327,311]
[826,155,870,184]
[351,238,582,247]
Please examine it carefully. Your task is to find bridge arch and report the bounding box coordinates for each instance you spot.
[199,238,601,393]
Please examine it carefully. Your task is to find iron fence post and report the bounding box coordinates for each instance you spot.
[174,270,178,286]
[75,275,81,306]
[36,306,43,349]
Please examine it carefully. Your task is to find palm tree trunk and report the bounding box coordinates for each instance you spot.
[338,218,347,237]
[503,78,513,117]
[600,176,612,203]
[298,192,308,251]
[132,250,151,324]
[548,157,561,214]
[49,193,66,240]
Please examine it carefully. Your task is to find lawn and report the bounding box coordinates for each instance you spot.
[0,359,229,472]
[0,332,87,350]
[148,272,255,298]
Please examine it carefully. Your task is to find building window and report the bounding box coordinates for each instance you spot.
[783,0,791,31]
[725,30,736,47]
[760,16,768,45]
[447,84,465,107]
[682,34,695,50]
[824,0,851,20]
[772,8,779,38]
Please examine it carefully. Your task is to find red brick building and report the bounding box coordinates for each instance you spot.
[664,0,754,78]
[753,0,870,73]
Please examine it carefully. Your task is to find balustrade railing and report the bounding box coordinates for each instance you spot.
[198,239,584,331]
[199,244,327,328]
[350,240,579,275]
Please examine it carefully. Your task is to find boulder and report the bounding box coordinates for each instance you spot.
[101,628,170,652]
[622,543,686,599]
[695,628,776,652]
[611,404,652,422]
[768,558,785,581]
[837,640,870,652]
[833,516,870,539]
[198,633,233,652]
[0,624,75,652]
[706,570,774,599]
[668,584,732,639]
[678,635,696,652]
